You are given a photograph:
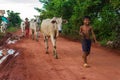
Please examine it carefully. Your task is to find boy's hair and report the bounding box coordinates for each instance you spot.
[25,18,28,20]
[83,16,91,20]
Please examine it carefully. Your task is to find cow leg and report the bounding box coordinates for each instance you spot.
[23,31,25,37]
[3,28,5,33]
[4,25,7,33]
[1,26,3,33]
[3,27,5,33]
[4,27,6,33]
[22,32,24,36]
[32,29,34,40]
[23,27,25,36]
[22,28,25,37]
[44,36,49,54]
[50,35,58,59]
[36,31,39,41]
[0,26,1,32]
[1,27,2,33]
[21,27,24,36]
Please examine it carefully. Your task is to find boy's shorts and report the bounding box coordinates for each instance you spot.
[82,39,91,54]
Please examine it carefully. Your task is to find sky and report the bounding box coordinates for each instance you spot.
[0,0,43,20]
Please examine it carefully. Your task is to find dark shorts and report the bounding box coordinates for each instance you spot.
[82,39,91,53]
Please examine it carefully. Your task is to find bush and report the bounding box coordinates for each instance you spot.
[7,26,18,32]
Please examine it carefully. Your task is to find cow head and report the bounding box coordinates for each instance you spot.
[57,17,68,33]
[31,18,35,22]
[55,17,62,33]
[51,17,68,33]
[35,15,41,24]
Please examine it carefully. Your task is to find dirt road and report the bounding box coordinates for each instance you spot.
[0,31,120,80]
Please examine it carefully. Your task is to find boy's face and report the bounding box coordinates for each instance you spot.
[26,19,28,22]
[83,18,90,25]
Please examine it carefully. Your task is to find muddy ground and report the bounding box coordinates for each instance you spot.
[0,30,120,80]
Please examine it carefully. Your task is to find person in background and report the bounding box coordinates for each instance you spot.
[79,16,98,67]
[25,18,30,38]
[1,16,8,33]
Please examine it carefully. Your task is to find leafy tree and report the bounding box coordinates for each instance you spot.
[7,10,22,27]
[36,0,120,48]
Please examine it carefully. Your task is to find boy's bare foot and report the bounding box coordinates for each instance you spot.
[83,63,90,68]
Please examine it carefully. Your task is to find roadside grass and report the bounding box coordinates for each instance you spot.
[6,26,19,32]
[100,39,108,46]
[0,26,19,40]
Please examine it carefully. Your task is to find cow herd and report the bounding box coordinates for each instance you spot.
[0,16,67,59]
[21,17,67,59]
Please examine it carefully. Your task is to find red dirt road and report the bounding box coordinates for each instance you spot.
[0,31,120,80]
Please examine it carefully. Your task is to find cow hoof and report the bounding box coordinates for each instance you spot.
[46,52,49,54]
[54,55,58,59]
[22,35,25,37]
[36,39,39,42]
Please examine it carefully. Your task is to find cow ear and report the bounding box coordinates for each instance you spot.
[51,20,56,24]
[63,19,68,24]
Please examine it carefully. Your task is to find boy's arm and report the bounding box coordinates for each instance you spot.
[91,27,97,43]
[79,26,83,35]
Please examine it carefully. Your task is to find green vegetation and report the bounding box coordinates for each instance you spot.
[0,10,21,31]
[35,0,120,48]
[7,10,22,27]
[0,33,4,39]
[0,26,18,37]
[0,10,21,40]
[0,10,22,27]
[6,26,18,32]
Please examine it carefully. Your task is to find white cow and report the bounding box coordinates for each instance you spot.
[35,16,41,37]
[20,21,25,36]
[0,21,7,33]
[35,16,41,25]
[41,17,67,59]
[30,19,40,41]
